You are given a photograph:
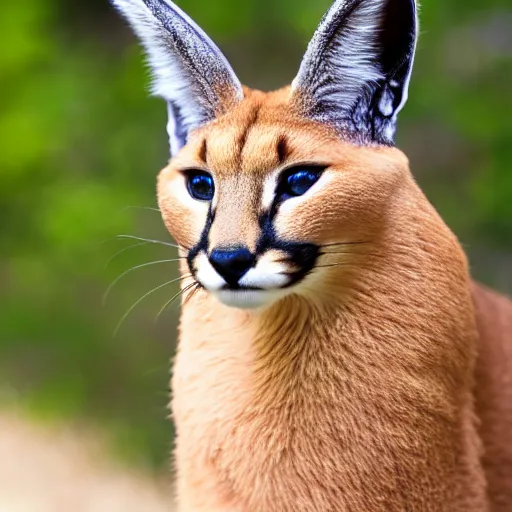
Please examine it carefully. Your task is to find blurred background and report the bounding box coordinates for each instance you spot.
[0,0,511,490]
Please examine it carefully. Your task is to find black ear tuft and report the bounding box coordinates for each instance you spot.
[291,0,418,145]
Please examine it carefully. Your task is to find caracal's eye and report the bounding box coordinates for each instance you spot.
[280,166,324,199]
[185,170,215,201]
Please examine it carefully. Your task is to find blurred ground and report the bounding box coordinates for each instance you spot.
[0,411,173,512]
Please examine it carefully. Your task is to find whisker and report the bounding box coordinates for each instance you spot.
[183,283,202,307]
[321,250,383,258]
[320,241,372,248]
[121,205,161,213]
[104,242,150,268]
[319,250,355,256]
[113,274,190,337]
[273,257,294,264]
[103,259,185,305]
[115,235,181,249]
[155,281,198,324]
[315,263,354,269]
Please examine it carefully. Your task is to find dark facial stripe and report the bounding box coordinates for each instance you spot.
[236,105,260,167]
[257,201,319,288]
[187,205,215,274]
[198,138,208,164]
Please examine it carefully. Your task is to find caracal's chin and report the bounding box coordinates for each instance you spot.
[211,288,290,310]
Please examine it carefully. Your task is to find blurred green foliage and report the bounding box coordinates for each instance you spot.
[0,0,510,470]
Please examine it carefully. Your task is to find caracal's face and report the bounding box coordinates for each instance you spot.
[158,89,408,309]
[112,0,417,310]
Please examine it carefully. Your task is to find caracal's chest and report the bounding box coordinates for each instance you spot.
[170,297,355,511]
[171,296,260,451]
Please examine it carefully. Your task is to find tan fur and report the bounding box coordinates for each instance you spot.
[157,89,512,511]
[473,284,512,511]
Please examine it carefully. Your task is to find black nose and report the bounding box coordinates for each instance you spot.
[209,247,255,286]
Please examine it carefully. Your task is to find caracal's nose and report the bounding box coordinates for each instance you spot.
[208,247,255,287]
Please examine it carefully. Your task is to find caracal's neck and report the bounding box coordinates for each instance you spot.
[171,181,484,511]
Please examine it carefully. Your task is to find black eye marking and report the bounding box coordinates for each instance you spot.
[198,138,208,163]
[277,136,288,163]
[183,170,214,201]
[187,204,215,276]
[256,209,320,288]
[276,165,325,201]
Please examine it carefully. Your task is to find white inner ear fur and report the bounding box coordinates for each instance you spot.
[111,0,243,154]
[292,0,386,113]
[291,0,418,145]
[166,103,183,157]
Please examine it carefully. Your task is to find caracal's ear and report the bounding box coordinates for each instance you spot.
[110,0,243,155]
[291,0,418,145]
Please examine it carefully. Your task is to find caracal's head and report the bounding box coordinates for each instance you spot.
[113,0,418,309]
